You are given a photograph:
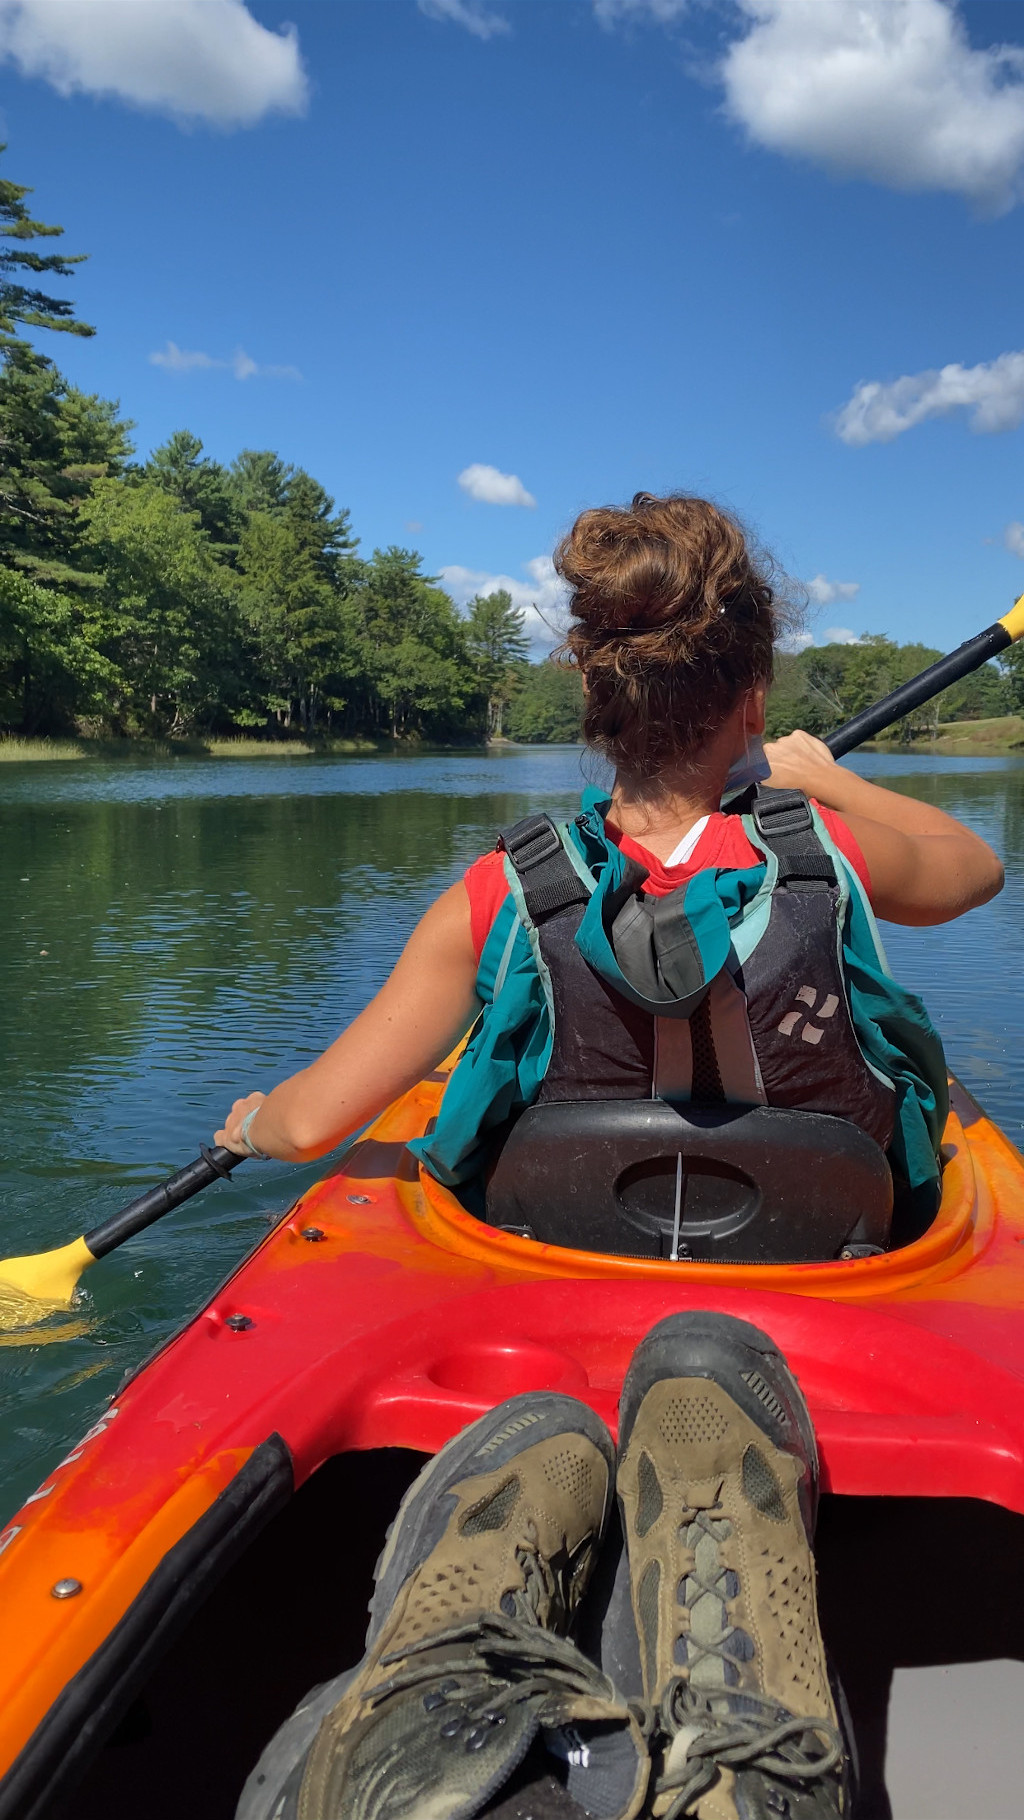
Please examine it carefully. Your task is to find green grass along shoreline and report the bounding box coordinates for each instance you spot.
[0,734,387,762]
[4,716,1024,763]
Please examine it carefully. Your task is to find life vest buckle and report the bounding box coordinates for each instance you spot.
[498,814,563,872]
[751,789,814,840]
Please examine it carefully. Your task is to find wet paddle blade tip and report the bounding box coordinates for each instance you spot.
[0,1236,96,1327]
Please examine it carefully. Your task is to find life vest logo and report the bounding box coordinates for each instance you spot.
[777,985,839,1046]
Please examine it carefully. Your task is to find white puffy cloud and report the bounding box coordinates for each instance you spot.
[0,0,307,127]
[777,629,815,653]
[823,625,861,644]
[834,350,1024,444]
[598,0,1024,212]
[1005,522,1024,559]
[803,573,860,605]
[721,0,1024,213]
[458,463,537,508]
[440,555,568,651]
[418,0,509,40]
[150,341,301,381]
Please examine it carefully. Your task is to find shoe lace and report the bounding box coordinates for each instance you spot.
[504,1526,593,1629]
[674,1504,752,1682]
[365,1610,627,1740]
[652,1679,843,1819]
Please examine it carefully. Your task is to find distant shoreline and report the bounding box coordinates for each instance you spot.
[866,714,1024,758]
[4,715,1024,763]
[0,734,392,763]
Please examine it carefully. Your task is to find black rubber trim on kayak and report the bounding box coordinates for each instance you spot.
[0,1432,293,1820]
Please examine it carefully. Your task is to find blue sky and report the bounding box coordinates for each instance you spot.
[6,0,1024,653]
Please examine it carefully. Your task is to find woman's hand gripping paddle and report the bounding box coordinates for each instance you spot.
[5,599,1023,1330]
[0,1146,245,1328]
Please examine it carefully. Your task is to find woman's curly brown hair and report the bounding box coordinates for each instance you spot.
[555,492,778,777]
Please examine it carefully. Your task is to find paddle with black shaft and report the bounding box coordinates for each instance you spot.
[824,593,1024,758]
[0,1144,245,1317]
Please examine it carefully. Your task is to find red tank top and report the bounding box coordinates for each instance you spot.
[463,805,871,961]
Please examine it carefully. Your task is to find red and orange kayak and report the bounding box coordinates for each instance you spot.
[1,1068,1023,1817]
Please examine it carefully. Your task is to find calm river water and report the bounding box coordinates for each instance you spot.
[1,746,1023,1521]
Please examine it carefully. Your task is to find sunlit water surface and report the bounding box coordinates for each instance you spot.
[1,745,1023,1520]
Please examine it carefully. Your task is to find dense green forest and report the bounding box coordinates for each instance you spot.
[766,635,1015,742]
[1,151,1019,749]
[0,154,547,744]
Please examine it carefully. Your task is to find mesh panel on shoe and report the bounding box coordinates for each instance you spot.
[659,1394,730,1447]
[399,1562,492,1641]
[636,1558,661,1695]
[741,1445,787,1523]
[635,1450,663,1538]
[461,1477,521,1536]
[763,1552,823,1698]
[541,1448,595,1513]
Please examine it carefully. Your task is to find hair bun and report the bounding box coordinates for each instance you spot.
[552,492,778,776]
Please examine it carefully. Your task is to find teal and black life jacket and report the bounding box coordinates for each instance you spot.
[409,785,949,1201]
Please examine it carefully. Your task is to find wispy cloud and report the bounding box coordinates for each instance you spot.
[778,629,815,654]
[823,626,861,645]
[458,463,536,507]
[593,0,690,22]
[1005,522,1024,559]
[441,555,567,651]
[834,351,1024,445]
[149,341,301,382]
[418,0,510,41]
[0,0,307,128]
[803,573,860,605]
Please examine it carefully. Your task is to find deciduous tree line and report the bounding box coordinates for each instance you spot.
[767,635,1015,743]
[0,153,573,744]
[3,151,1018,749]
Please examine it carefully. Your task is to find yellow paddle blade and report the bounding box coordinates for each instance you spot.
[0,1236,96,1326]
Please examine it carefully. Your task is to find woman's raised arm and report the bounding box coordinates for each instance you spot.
[764,730,1004,926]
[215,881,481,1162]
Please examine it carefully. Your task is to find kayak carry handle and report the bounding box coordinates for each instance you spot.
[83,1145,245,1260]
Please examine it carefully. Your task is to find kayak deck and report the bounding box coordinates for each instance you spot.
[2,1069,1024,1814]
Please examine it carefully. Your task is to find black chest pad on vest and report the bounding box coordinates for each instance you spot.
[738,787,895,1150]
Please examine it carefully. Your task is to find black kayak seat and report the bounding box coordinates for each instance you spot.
[484,1099,893,1263]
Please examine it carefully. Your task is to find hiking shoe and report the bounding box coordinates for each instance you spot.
[261,1393,648,1820]
[616,1313,847,1819]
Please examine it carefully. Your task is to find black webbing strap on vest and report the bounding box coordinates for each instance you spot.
[498,814,591,922]
[750,786,837,892]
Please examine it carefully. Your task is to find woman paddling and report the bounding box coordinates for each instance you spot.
[216,492,1002,1212]
[225,493,1004,1820]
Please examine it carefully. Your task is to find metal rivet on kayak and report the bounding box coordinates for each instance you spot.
[301,1226,325,1242]
[347,1193,372,1205]
[225,1314,254,1331]
[51,1579,82,1599]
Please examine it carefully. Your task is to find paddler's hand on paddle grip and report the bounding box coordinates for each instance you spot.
[762,729,836,795]
[216,1091,268,1157]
